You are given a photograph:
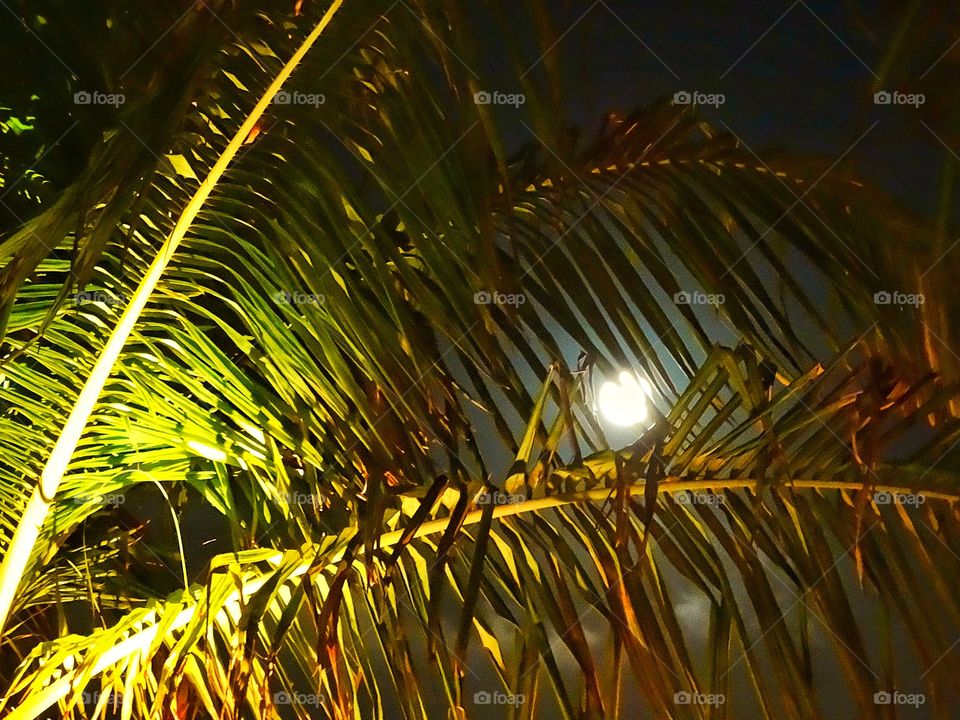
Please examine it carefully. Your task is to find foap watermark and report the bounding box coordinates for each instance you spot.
[674,490,725,507]
[74,90,125,107]
[473,91,526,108]
[873,90,925,108]
[473,691,525,706]
[873,690,926,708]
[674,691,726,706]
[272,90,325,107]
[674,290,724,307]
[475,489,524,506]
[73,290,127,308]
[873,491,925,507]
[81,689,123,706]
[282,491,322,510]
[873,290,924,307]
[474,290,526,306]
[274,290,325,306]
[70,493,126,508]
[673,90,725,108]
[274,691,326,707]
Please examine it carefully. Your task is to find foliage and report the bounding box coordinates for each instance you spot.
[0,1,958,718]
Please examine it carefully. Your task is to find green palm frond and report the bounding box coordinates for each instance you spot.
[4,345,959,719]
[1,1,958,718]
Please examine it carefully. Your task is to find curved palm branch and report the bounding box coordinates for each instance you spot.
[0,1,958,719]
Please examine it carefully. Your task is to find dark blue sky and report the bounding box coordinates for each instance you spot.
[480,0,949,217]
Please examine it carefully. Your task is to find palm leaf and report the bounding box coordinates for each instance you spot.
[1,1,958,718]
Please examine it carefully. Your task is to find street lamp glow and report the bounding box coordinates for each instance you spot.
[597,370,652,427]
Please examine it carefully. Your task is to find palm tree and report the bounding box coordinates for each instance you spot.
[1,1,958,718]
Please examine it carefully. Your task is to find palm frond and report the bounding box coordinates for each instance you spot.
[1,2,958,718]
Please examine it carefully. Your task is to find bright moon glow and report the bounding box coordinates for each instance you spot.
[597,370,652,427]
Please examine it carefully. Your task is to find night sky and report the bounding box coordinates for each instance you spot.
[486,0,948,216]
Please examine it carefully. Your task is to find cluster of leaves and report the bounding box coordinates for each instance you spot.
[0,1,958,718]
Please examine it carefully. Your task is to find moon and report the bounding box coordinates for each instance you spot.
[597,370,652,427]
